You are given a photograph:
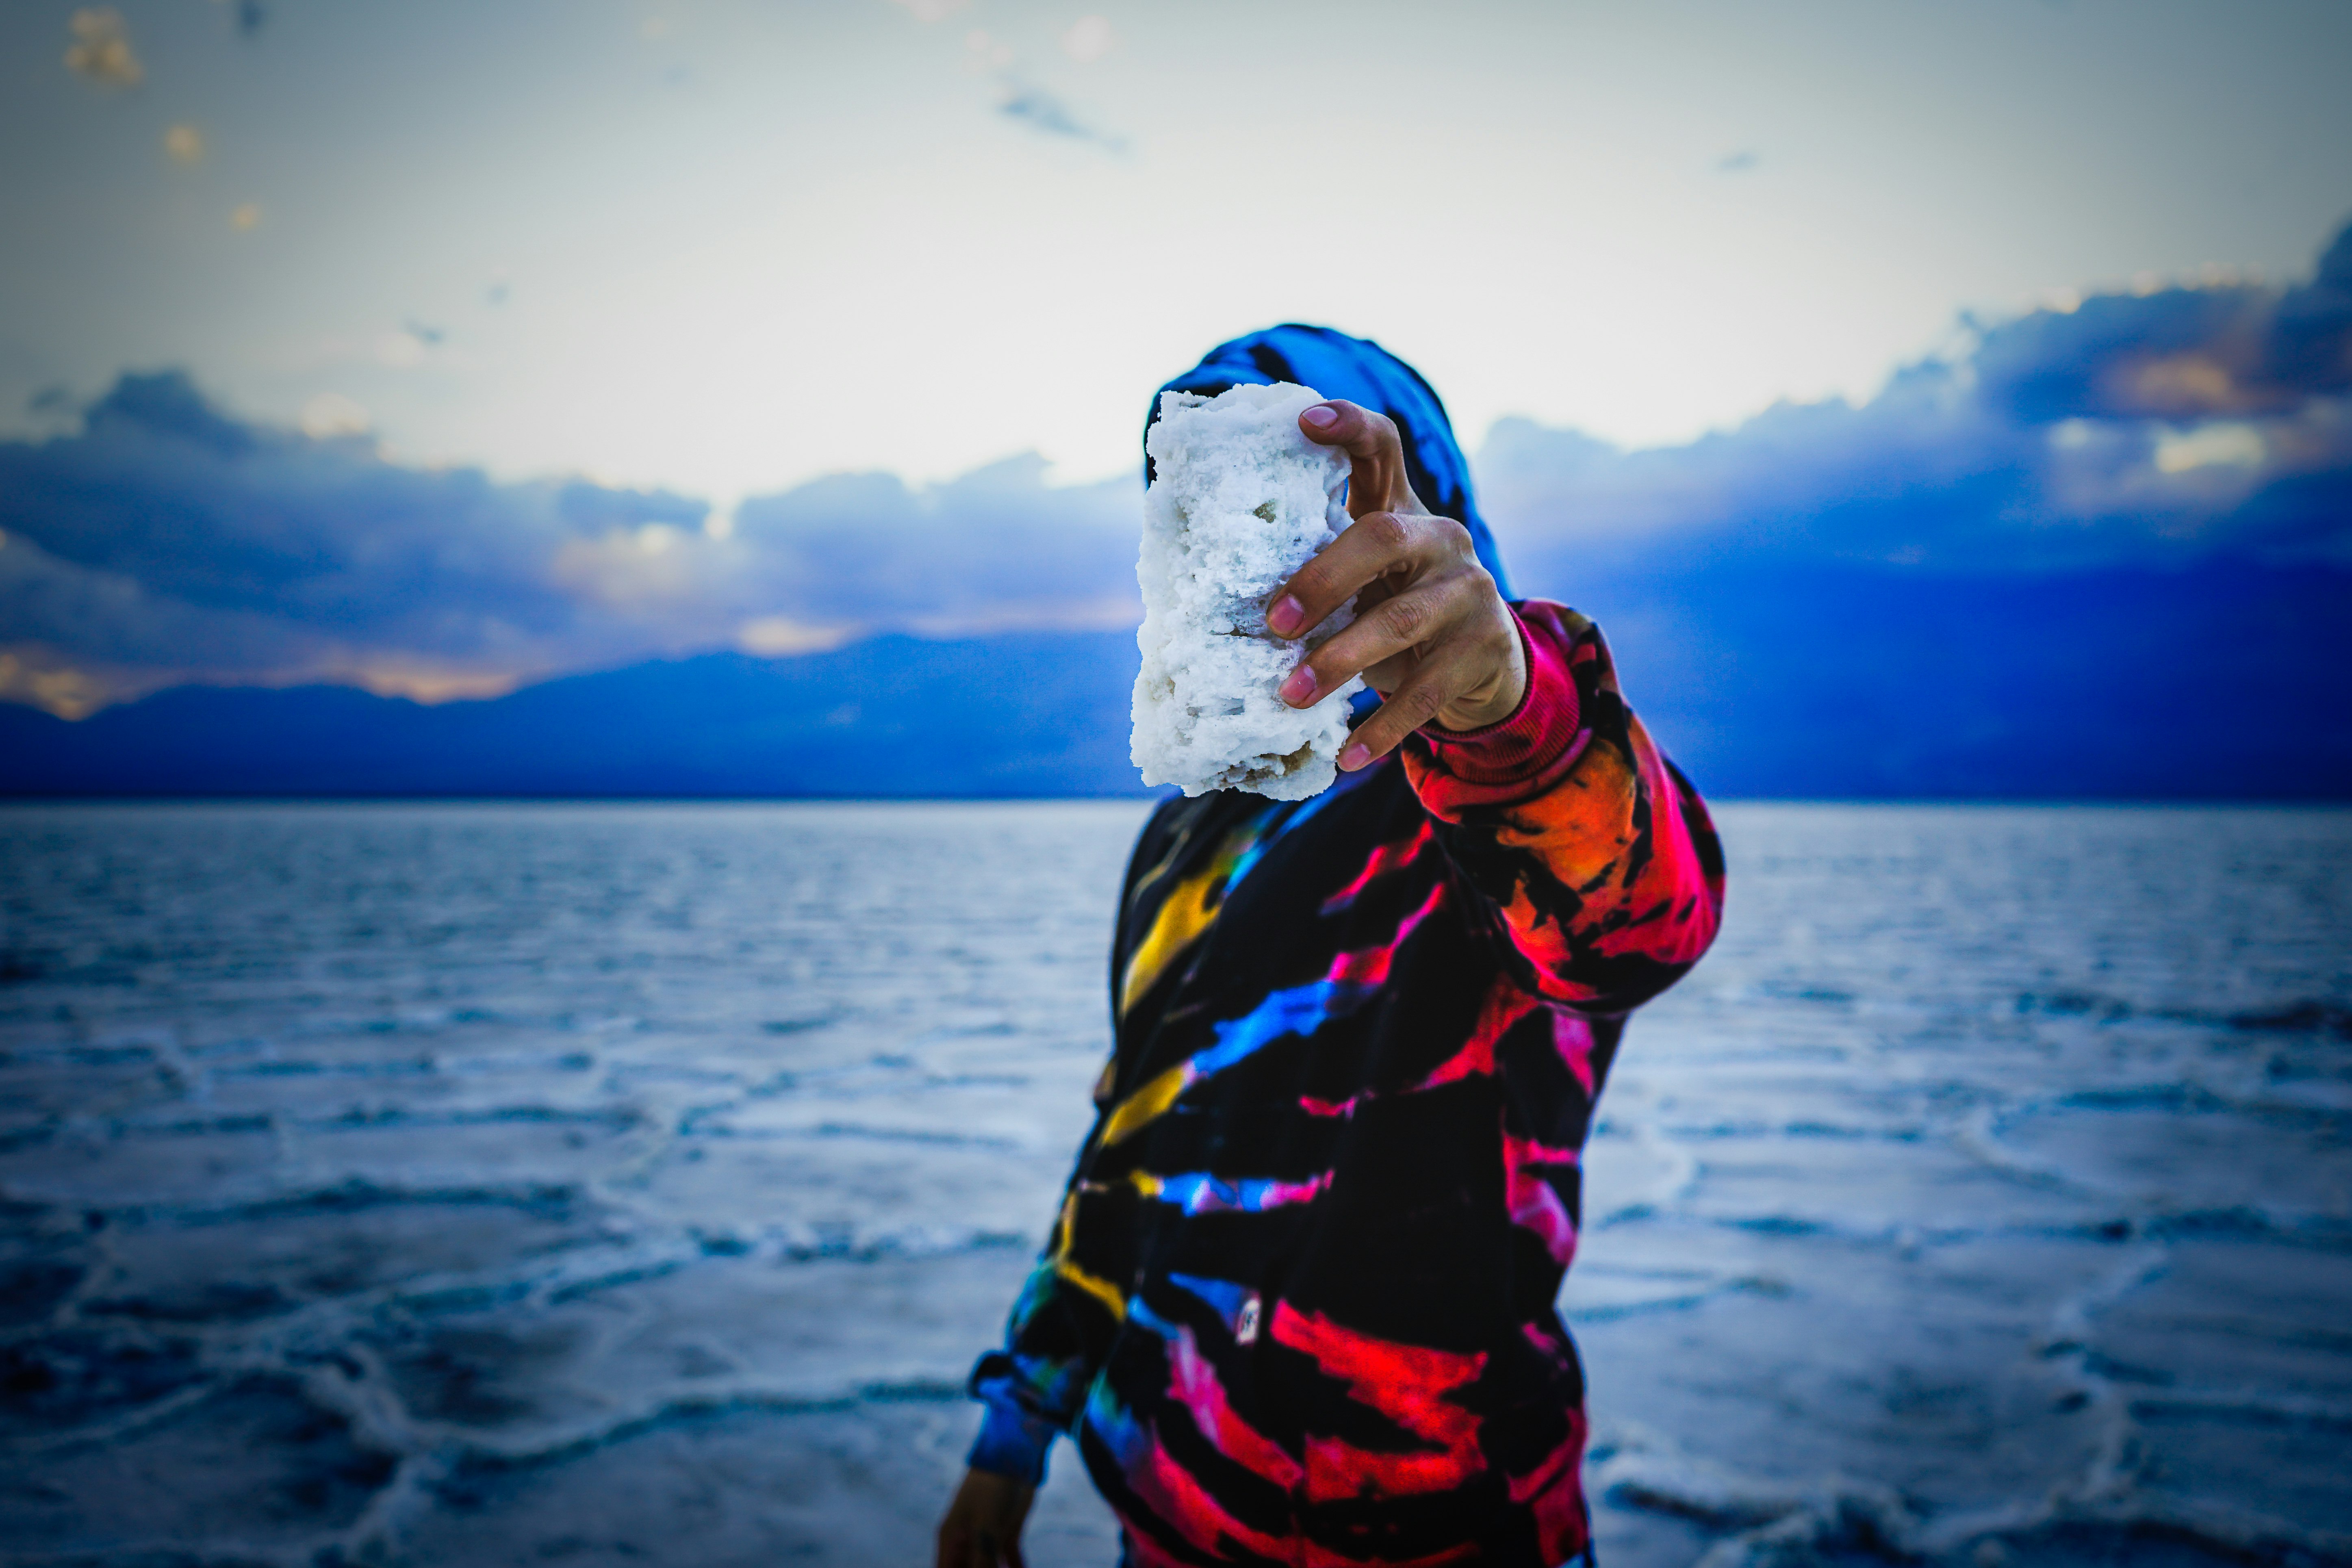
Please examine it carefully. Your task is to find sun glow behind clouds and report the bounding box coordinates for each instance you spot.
[2154,422,2265,474]
[64,7,141,89]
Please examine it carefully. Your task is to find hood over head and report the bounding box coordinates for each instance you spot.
[1146,323,1515,602]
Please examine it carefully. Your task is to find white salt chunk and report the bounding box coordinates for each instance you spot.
[1131,382,1362,800]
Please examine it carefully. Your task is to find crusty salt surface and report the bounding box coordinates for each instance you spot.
[1132,382,1362,800]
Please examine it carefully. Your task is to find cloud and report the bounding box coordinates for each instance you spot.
[299,393,370,438]
[7,223,2345,720]
[943,22,1126,150]
[65,9,142,90]
[1061,16,1114,63]
[995,78,1127,152]
[1968,226,2352,424]
[963,28,1013,71]
[2,374,609,648]
[729,455,1137,635]
[376,328,429,367]
[1475,217,2352,588]
[0,374,1142,714]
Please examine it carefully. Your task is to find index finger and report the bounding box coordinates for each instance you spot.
[1266,508,1425,641]
[1296,399,1417,520]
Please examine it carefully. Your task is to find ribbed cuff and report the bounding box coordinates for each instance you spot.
[1417,603,1583,794]
[966,1393,1057,1485]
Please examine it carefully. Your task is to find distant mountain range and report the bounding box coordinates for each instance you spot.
[5,562,2349,800]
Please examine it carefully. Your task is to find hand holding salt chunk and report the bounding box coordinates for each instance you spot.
[1132,382,1362,800]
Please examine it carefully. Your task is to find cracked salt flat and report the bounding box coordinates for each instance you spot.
[2,801,2349,1567]
[1571,806,2352,1568]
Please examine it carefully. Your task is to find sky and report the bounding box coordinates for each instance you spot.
[5,0,2350,494]
[0,0,2348,715]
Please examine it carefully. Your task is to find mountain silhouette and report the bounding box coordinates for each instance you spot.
[5,564,2348,800]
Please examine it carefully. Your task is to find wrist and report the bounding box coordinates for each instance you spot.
[1432,609,1532,734]
[967,1394,1056,1486]
[1408,601,1587,812]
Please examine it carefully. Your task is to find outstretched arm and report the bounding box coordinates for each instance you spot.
[1273,400,1723,1011]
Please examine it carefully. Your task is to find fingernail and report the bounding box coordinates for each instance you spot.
[1301,404,1339,429]
[1268,595,1306,636]
[1279,667,1317,705]
[1338,743,1371,772]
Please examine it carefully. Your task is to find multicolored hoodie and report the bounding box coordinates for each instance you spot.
[968,595,1725,1567]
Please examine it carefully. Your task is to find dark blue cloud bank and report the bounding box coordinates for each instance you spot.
[1472,221,2352,798]
[4,222,2348,798]
[1479,221,2352,577]
[0,373,1139,714]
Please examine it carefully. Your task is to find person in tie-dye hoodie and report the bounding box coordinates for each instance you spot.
[937,327,1724,1568]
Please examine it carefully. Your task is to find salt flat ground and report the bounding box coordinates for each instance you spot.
[0,800,2346,1568]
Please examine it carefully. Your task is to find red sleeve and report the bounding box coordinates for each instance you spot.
[1414,603,1585,805]
[1401,601,1725,1014]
